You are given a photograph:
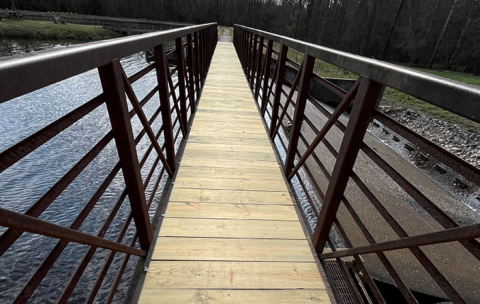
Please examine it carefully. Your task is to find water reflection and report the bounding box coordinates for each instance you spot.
[0,40,177,303]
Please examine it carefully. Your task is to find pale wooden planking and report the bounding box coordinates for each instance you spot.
[186,136,272,146]
[152,237,314,261]
[165,202,298,221]
[138,290,329,304]
[182,150,277,162]
[159,218,305,239]
[168,188,293,205]
[174,176,287,192]
[176,166,282,180]
[142,261,325,289]
[139,42,329,304]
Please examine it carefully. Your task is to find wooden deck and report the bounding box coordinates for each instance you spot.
[138,42,330,303]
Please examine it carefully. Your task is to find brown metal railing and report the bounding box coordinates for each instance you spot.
[0,23,217,303]
[234,24,480,303]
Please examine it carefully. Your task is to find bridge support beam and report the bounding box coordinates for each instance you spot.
[154,44,177,173]
[98,60,153,251]
[284,55,315,176]
[312,77,384,253]
[175,37,189,133]
[269,45,288,139]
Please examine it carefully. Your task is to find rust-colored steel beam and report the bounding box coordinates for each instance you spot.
[12,163,122,303]
[312,77,384,252]
[0,96,103,174]
[254,36,265,101]
[121,72,172,176]
[98,59,153,250]
[260,40,273,115]
[175,37,189,133]
[287,78,361,179]
[187,34,196,113]
[269,44,288,139]
[194,31,201,92]
[321,223,480,260]
[271,64,304,140]
[0,207,145,257]
[154,44,177,173]
[0,132,113,258]
[284,55,315,176]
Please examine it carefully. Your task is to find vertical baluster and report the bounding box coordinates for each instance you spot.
[269,44,287,138]
[249,34,258,85]
[98,60,152,250]
[175,37,189,132]
[254,36,265,102]
[194,31,201,96]
[284,55,315,176]
[153,44,177,173]
[261,40,273,116]
[187,34,196,113]
[312,77,384,252]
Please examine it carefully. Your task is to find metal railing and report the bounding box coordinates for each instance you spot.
[0,23,217,303]
[234,24,480,304]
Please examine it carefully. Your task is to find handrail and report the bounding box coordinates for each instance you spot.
[0,22,216,103]
[234,24,480,304]
[0,22,218,303]
[235,24,480,124]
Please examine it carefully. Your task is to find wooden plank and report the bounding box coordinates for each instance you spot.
[152,237,314,261]
[191,121,265,129]
[142,261,325,289]
[139,289,329,304]
[169,188,293,205]
[174,176,287,192]
[182,150,277,162]
[190,126,267,134]
[176,166,282,180]
[189,130,268,140]
[185,143,273,153]
[186,136,272,146]
[159,218,305,239]
[165,202,298,220]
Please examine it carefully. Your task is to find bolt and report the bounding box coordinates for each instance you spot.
[161,214,165,217]
[144,266,149,272]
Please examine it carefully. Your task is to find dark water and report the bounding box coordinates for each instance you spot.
[0,40,180,303]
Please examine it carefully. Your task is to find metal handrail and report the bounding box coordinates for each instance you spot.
[0,23,216,103]
[235,24,480,124]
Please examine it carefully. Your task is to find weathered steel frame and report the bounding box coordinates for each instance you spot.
[0,23,217,303]
[234,24,480,304]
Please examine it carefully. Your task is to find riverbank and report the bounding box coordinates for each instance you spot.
[380,105,480,169]
[0,19,121,40]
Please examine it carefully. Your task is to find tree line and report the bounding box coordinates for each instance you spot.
[3,0,480,74]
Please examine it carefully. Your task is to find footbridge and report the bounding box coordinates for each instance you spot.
[0,23,479,304]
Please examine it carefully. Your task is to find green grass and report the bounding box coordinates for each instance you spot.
[0,19,122,40]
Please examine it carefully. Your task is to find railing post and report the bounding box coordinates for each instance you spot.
[153,44,177,173]
[261,40,273,116]
[194,31,201,95]
[175,37,189,132]
[284,55,315,176]
[245,32,252,78]
[249,34,258,84]
[269,44,288,138]
[254,36,265,102]
[97,60,152,250]
[312,77,384,253]
[187,33,196,113]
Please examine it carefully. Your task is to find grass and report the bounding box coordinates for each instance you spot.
[0,19,122,40]
[272,43,480,133]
